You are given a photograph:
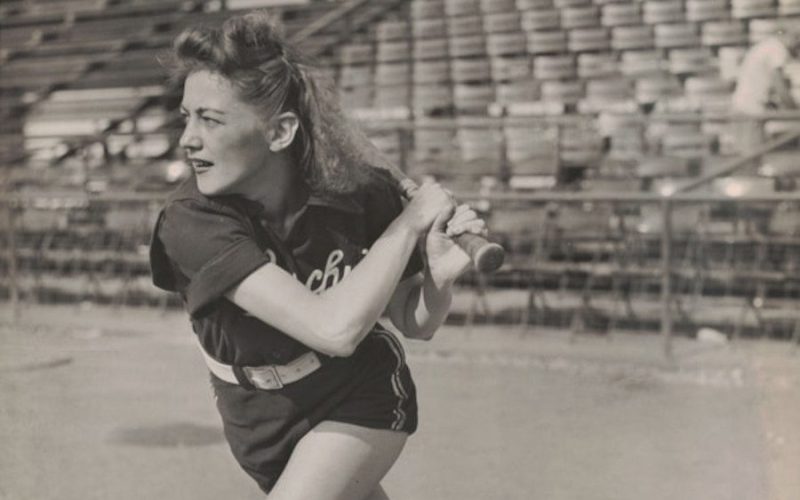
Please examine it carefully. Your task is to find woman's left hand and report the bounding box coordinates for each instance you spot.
[424,203,488,287]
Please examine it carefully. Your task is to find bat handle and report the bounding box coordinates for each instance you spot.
[399,178,505,273]
[455,232,506,273]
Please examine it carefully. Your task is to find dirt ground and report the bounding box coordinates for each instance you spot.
[1,304,798,500]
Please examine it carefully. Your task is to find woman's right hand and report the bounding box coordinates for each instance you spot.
[398,181,456,236]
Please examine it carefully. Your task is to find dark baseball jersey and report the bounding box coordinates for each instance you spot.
[149,169,424,366]
[149,170,423,493]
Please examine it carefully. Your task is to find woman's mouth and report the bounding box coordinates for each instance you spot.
[188,159,214,173]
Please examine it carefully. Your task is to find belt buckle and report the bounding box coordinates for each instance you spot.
[246,365,284,390]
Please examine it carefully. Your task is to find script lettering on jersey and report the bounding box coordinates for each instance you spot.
[305,249,353,293]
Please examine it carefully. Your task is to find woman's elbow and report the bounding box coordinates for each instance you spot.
[314,323,364,357]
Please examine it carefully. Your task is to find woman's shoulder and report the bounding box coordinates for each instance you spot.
[162,177,251,217]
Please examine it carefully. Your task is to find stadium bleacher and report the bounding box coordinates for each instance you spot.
[1,0,799,339]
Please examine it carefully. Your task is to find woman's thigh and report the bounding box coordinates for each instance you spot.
[267,420,407,500]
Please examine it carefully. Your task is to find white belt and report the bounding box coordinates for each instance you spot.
[195,338,321,390]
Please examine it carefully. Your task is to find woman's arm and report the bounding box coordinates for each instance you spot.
[225,182,453,357]
[387,203,487,340]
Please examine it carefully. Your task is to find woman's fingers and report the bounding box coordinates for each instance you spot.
[445,204,488,237]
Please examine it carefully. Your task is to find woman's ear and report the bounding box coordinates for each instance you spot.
[268,111,300,152]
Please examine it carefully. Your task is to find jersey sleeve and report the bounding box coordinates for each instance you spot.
[364,171,425,280]
[152,198,272,316]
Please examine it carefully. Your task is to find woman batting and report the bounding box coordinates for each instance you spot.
[149,11,486,500]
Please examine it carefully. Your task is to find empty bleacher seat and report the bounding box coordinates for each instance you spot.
[375,62,411,86]
[585,78,633,103]
[449,34,488,57]
[520,9,561,32]
[487,31,528,56]
[490,55,533,80]
[577,53,619,78]
[413,37,449,60]
[636,156,691,177]
[568,27,610,52]
[634,74,681,103]
[413,60,451,83]
[701,20,748,47]
[611,25,654,50]
[339,65,373,88]
[446,14,484,37]
[504,121,559,175]
[411,122,458,170]
[601,3,642,27]
[454,83,495,112]
[495,79,540,103]
[340,43,374,65]
[516,0,554,9]
[376,20,410,42]
[643,0,685,24]
[527,29,568,54]
[413,84,454,113]
[411,0,446,19]
[452,57,492,82]
[455,118,503,174]
[561,5,600,29]
[554,0,592,8]
[559,124,604,164]
[1,55,90,89]
[483,12,523,33]
[445,0,482,17]
[620,50,667,76]
[412,18,447,39]
[685,75,733,112]
[731,0,777,18]
[668,47,714,74]
[541,79,584,104]
[340,85,373,110]
[376,40,410,63]
[656,123,711,157]
[654,22,700,49]
[374,84,411,109]
[533,54,576,79]
[480,0,518,13]
[686,0,729,21]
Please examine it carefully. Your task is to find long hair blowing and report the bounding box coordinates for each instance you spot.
[166,11,387,195]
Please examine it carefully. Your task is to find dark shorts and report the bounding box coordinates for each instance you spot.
[210,328,418,494]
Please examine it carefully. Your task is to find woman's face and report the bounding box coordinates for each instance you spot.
[179,70,273,196]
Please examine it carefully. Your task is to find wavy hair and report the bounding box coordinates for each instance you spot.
[164,11,385,195]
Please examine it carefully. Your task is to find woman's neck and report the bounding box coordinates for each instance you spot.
[238,155,308,237]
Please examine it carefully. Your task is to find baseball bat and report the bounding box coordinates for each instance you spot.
[391,175,506,274]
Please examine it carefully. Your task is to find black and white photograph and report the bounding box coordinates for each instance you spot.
[1,0,799,499]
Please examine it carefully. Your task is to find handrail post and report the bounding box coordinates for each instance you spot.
[661,197,674,360]
[3,199,20,322]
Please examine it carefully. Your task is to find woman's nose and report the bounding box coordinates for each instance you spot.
[179,122,202,151]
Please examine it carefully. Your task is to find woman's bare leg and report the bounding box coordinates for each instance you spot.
[267,420,407,500]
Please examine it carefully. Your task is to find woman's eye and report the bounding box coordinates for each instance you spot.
[202,116,221,125]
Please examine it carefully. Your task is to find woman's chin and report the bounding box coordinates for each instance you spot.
[195,176,225,196]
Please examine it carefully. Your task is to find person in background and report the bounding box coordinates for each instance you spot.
[730,23,800,163]
[732,24,800,115]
